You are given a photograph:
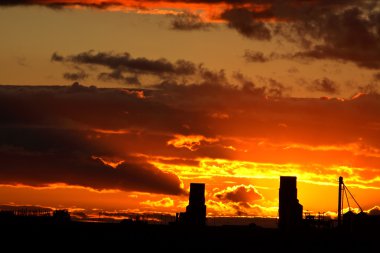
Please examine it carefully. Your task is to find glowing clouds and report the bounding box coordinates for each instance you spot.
[1,83,380,216]
[206,184,277,217]
[167,135,218,151]
[214,184,263,203]
[141,197,174,208]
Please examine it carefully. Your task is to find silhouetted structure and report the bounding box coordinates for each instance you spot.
[175,183,206,225]
[53,209,71,223]
[278,176,303,229]
[186,183,206,225]
[336,176,380,231]
[0,208,70,224]
[337,176,343,227]
[303,211,334,230]
[1,177,380,252]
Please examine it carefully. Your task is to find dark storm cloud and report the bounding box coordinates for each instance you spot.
[244,50,271,63]
[252,1,380,69]
[0,0,123,9]
[170,12,212,31]
[217,1,380,69]
[266,78,288,97]
[0,84,185,195]
[53,51,284,91]
[51,51,196,75]
[214,0,380,69]
[52,51,196,85]
[0,147,184,195]
[47,1,123,10]
[0,0,34,5]
[148,81,380,169]
[51,52,64,62]
[293,7,380,69]
[154,77,266,110]
[0,124,184,195]
[3,1,380,68]
[234,73,288,97]
[98,69,140,85]
[63,68,88,81]
[244,50,294,63]
[1,81,380,179]
[309,78,339,94]
[220,8,271,40]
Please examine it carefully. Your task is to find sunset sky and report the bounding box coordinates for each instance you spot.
[1,0,380,222]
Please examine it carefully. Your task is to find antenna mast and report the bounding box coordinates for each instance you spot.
[337,176,343,227]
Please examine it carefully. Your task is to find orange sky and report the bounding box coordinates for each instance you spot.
[0,1,380,222]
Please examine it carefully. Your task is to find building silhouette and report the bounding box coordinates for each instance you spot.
[278,176,303,229]
[175,183,206,225]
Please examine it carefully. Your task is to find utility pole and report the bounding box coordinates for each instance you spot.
[337,176,343,227]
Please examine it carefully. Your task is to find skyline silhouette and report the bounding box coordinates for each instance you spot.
[1,176,379,252]
[1,176,378,229]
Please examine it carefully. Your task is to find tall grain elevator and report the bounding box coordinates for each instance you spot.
[278,176,303,229]
[176,183,207,225]
[185,183,207,225]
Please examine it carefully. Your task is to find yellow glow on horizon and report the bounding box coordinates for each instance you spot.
[10,151,371,217]
[149,156,380,191]
[141,197,174,208]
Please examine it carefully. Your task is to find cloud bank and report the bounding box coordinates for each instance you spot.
[3,1,380,69]
[1,82,380,194]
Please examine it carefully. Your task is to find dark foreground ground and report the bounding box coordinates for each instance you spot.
[0,221,378,252]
